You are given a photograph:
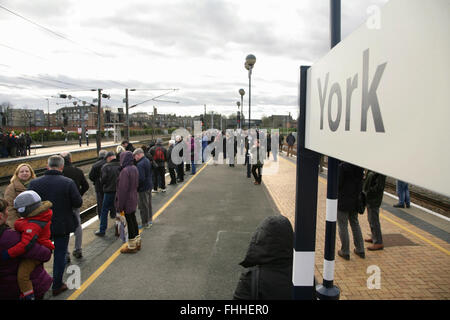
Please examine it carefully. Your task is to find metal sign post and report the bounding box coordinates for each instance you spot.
[292,66,320,300]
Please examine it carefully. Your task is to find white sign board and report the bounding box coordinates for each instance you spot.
[305,0,450,197]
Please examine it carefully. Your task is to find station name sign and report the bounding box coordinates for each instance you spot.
[305,0,450,197]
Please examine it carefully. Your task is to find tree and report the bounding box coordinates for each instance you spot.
[261,116,272,128]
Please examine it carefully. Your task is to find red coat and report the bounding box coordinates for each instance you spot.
[7,202,54,258]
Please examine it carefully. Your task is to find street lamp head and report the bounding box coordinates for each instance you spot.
[246,54,256,67]
[239,88,245,96]
[237,101,240,107]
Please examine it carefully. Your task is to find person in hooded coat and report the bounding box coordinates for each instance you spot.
[0,198,52,300]
[233,215,293,300]
[115,151,140,253]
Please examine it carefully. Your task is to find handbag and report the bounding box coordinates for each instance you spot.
[118,211,128,243]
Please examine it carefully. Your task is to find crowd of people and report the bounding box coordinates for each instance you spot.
[0,129,413,300]
[0,131,32,158]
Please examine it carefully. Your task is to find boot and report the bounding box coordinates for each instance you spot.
[135,235,141,251]
[367,243,384,251]
[120,237,138,254]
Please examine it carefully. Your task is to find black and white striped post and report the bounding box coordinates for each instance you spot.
[292,65,320,300]
[315,0,341,300]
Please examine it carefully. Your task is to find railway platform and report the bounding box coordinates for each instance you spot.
[44,153,449,300]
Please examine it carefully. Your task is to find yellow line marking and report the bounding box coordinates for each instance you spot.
[278,155,450,256]
[67,162,209,300]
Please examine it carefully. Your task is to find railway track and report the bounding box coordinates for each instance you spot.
[0,136,171,187]
[384,181,450,216]
[0,157,98,186]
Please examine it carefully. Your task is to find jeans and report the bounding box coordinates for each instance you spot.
[96,191,104,219]
[138,190,152,225]
[191,161,196,174]
[73,208,82,251]
[397,180,410,206]
[99,192,116,233]
[53,235,70,290]
[367,206,383,244]
[337,210,364,255]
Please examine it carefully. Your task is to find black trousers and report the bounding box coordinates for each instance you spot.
[154,166,166,190]
[152,167,157,190]
[177,163,184,181]
[125,211,139,240]
[252,164,262,183]
[169,167,177,184]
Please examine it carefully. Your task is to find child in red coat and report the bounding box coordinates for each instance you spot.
[0,190,54,300]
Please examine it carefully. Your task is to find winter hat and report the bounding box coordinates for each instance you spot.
[105,151,115,158]
[14,190,42,217]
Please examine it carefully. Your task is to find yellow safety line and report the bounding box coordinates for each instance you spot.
[67,161,210,300]
[278,155,450,256]
[379,213,450,256]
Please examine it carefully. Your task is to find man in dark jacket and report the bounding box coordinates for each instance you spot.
[234,215,293,300]
[88,150,108,219]
[28,155,82,296]
[150,138,168,192]
[167,140,177,185]
[121,140,135,152]
[25,133,32,156]
[60,152,89,259]
[337,162,365,260]
[8,132,17,158]
[133,148,153,229]
[95,151,121,236]
[363,170,386,251]
[286,133,295,157]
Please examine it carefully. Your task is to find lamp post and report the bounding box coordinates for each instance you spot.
[245,55,255,130]
[239,88,245,129]
[46,98,50,131]
[236,101,240,130]
[91,89,110,155]
[124,88,136,140]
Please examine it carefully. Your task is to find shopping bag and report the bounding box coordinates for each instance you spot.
[118,211,128,243]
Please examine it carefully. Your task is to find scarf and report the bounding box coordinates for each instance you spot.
[19,178,32,188]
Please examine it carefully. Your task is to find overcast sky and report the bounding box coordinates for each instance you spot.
[0,0,388,120]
